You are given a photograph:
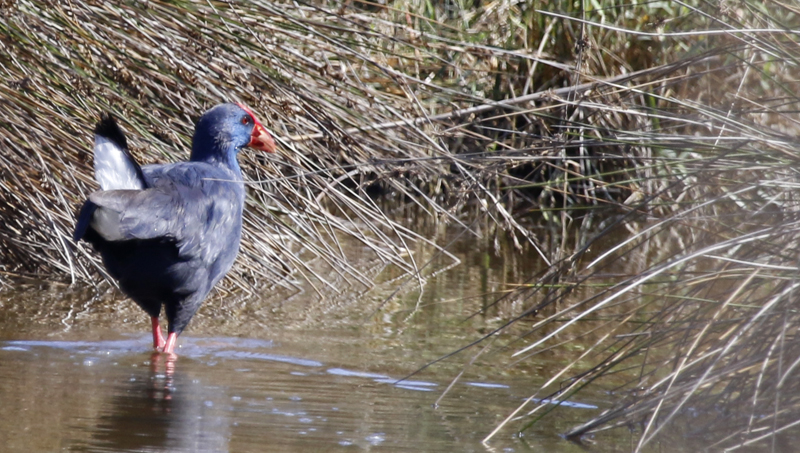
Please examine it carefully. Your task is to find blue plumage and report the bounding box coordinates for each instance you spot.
[74,103,276,353]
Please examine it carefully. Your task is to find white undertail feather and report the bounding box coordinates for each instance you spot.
[93,135,144,191]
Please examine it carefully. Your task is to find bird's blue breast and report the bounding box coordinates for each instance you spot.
[141,162,245,293]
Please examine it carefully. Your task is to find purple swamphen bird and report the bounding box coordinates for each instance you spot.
[73,103,276,354]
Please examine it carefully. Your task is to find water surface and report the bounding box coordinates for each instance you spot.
[0,221,640,452]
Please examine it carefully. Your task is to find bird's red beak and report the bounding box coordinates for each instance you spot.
[250,121,276,153]
[237,102,276,153]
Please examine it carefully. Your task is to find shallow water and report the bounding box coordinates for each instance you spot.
[0,219,648,452]
[0,331,605,452]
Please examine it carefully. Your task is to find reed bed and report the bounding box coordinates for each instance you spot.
[0,0,471,287]
[3,0,800,449]
[0,0,705,288]
[453,2,800,451]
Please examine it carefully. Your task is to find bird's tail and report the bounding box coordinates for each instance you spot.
[73,200,97,242]
[93,113,145,191]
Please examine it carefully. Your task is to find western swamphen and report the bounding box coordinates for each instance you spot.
[73,103,276,354]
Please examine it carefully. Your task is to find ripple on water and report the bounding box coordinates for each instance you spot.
[326,368,388,379]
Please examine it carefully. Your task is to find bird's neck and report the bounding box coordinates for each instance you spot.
[190,142,242,175]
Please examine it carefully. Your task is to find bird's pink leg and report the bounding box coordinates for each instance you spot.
[163,332,179,354]
[151,317,166,350]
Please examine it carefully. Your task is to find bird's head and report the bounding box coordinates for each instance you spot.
[191,103,276,166]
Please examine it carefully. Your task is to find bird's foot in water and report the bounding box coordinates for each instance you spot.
[151,316,166,350]
[150,317,178,354]
[163,332,178,355]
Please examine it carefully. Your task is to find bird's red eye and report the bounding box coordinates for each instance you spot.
[241,115,250,125]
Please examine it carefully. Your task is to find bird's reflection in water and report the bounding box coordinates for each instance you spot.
[149,352,177,402]
[80,353,230,453]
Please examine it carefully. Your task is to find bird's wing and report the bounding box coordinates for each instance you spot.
[87,188,184,242]
[79,163,243,264]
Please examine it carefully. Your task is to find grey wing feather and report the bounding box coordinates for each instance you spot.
[87,163,243,268]
[88,189,180,241]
